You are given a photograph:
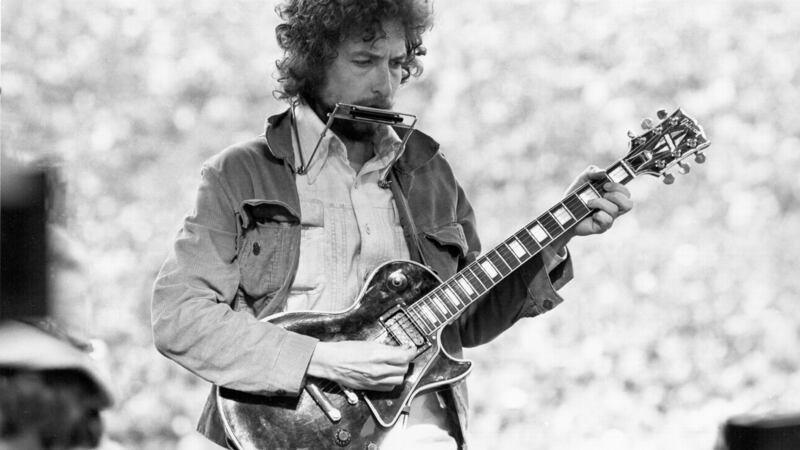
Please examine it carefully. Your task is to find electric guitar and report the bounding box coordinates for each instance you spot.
[216,108,710,449]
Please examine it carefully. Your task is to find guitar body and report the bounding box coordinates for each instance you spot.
[217,260,473,449]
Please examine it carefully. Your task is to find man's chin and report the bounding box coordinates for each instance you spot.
[331,119,379,142]
[309,97,389,141]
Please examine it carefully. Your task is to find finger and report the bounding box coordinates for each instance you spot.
[587,197,619,218]
[372,364,410,379]
[381,374,406,386]
[566,166,603,194]
[601,182,631,198]
[603,191,633,215]
[586,168,607,179]
[592,210,614,232]
[371,378,404,391]
[365,372,407,391]
[383,346,417,365]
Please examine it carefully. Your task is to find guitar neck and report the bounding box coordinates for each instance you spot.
[405,159,637,336]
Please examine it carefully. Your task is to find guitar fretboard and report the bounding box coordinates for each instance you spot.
[405,160,636,335]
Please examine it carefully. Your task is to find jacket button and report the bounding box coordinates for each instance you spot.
[253,242,261,256]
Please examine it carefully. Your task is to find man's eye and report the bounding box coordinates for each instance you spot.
[353,59,371,66]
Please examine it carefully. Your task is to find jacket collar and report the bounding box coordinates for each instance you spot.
[263,108,440,174]
[263,109,296,168]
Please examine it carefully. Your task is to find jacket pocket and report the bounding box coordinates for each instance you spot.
[237,200,299,300]
[421,222,469,279]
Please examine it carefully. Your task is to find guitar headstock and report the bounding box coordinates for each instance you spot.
[624,109,710,184]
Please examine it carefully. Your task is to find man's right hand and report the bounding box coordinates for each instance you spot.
[306,341,417,391]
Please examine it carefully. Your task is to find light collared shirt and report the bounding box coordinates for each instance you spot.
[287,102,456,447]
[286,102,411,312]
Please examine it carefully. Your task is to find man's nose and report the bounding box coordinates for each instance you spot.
[371,64,394,100]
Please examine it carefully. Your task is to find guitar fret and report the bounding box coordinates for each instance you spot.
[478,253,500,280]
[590,179,607,197]
[539,213,563,237]
[551,204,574,226]
[487,251,512,275]
[463,267,486,293]
[407,306,429,334]
[441,289,462,312]
[421,167,617,336]
[527,222,551,244]
[456,276,477,297]
[507,237,529,259]
[471,262,495,288]
[442,285,463,309]
[415,307,435,334]
[497,244,521,269]
[450,280,472,305]
[578,185,601,204]
[419,303,439,325]
[516,228,541,254]
[608,162,633,184]
[430,294,452,316]
[565,193,591,218]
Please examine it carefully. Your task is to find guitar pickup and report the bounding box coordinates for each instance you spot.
[380,306,430,353]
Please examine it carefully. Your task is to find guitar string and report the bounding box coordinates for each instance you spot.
[407,182,600,334]
[357,122,684,342]
[304,121,688,401]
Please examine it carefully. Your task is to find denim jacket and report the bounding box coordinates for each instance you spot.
[151,110,573,448]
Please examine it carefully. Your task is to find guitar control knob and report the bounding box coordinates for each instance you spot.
[334,428,352,447]
[663,173,675,185]
[387,270,408,291]
[694,152,706,164]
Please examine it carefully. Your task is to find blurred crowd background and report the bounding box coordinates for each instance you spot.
[2,0,799,448]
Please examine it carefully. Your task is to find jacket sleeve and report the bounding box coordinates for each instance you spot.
[454,183,574,348]
[151,163,317,396]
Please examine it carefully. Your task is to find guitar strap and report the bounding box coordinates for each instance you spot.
[388,168,467,448]
[388,169,429,267]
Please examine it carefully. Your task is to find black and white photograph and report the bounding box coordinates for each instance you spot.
[2,1,799,449]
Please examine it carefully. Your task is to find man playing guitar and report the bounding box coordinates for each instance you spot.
[151,1,632,448]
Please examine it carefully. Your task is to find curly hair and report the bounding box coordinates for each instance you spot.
[274,0,433,102]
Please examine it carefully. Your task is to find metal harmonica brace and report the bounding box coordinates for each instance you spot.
[294,103,418,188]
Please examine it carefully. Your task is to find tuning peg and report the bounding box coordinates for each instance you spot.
[677,161,691,174]
[627,130,636,138]
[694,152,706,164]
[657,109,669,120]
[662,173,675,185]
[641,118,654,130]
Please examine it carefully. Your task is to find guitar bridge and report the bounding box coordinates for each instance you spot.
[380,306,430,352]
